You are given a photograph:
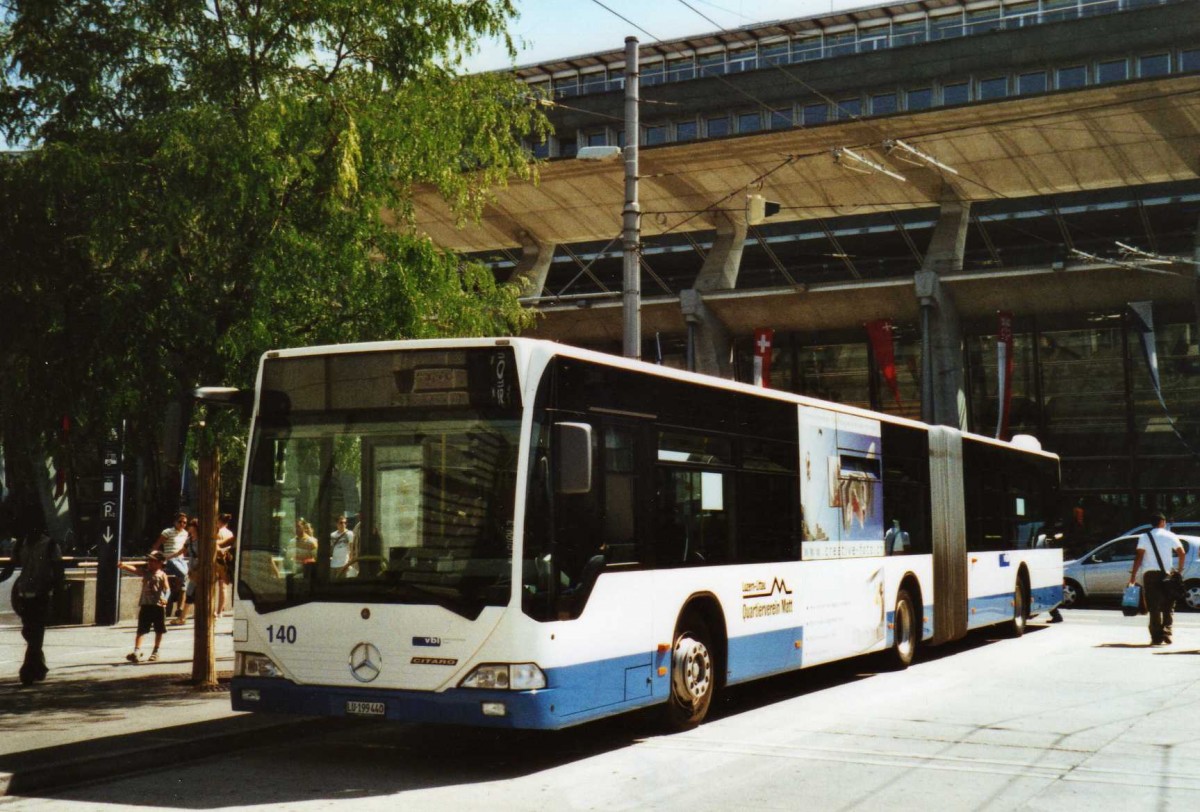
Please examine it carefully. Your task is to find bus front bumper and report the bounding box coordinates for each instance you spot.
[231,676,565,729]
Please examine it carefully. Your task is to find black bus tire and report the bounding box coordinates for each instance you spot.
[884,587,918,670]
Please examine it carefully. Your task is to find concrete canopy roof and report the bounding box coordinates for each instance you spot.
[523,262,1196,345]
[411,75,1200,254]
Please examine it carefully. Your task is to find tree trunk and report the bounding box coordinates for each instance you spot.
[192,436,219,687]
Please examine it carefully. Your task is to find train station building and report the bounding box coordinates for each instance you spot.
[413,0,1200,535]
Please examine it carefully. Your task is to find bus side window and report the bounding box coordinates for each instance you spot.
[654,467,730,566]
[736,471,797,562]
[880,422,931,555]
[603,426,640,564]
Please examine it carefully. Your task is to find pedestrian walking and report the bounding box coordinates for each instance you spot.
[119,551,170,662]
[171,518,200,625]
[1128,512,1184,646]
[0,530,65,685]
[152,512,190,621]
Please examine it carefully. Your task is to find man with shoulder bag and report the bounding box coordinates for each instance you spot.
[1128,512,1185,646]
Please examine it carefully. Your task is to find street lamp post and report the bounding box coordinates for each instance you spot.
[622,36,641,359]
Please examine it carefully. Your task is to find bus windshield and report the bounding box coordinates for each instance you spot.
[238,348,522,619]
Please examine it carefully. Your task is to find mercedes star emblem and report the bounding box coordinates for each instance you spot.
[349,642,382,683]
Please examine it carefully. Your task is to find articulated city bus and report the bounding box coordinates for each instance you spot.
[228,338,1062,729]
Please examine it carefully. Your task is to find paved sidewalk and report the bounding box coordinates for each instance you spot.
[0,614,317,797]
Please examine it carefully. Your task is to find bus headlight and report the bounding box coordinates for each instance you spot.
[236,652,283,679]
[460,663,546,690]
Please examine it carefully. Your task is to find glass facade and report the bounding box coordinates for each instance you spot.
[728,317,1200,540]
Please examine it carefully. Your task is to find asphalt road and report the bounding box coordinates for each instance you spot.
[4,607,1199,811]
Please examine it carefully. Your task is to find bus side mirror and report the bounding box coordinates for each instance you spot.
[554,422,593,494]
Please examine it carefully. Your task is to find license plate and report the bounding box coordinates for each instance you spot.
[346,700,385,717]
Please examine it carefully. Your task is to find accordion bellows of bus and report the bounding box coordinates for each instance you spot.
[218,338,1062,730]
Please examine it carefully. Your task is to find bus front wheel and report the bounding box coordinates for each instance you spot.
[666,615,714,730]
[885,588,917,670]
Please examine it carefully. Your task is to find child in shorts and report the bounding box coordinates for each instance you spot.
[119,551,170,663]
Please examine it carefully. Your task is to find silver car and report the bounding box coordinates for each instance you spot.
[1062,533,1200,610]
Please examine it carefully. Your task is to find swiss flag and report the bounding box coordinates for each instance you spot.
[753,328,774,388]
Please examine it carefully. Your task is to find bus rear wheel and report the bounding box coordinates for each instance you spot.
[1009,578,1028,637]
[885,587,917,670]
[666,615,715,730]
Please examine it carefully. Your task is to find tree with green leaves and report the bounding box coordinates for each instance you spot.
[0,1,546,540]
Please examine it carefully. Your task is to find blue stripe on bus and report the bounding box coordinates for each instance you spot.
[233,588,1062,729]
[885,603,936,647]
[726,625,804,684]
[233,675,567,728]
[232,649,666,731]
[1030,583,1063,614]
[965,584,1064,629]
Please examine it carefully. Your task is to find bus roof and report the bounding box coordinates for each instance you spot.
[260,337,1058,461]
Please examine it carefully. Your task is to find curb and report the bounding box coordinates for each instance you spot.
[0,714,358,797]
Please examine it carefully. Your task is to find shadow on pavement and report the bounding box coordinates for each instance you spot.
[13,624,1053,807]
[0,671,226,726]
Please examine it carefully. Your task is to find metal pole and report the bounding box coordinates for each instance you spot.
[115,419,125,614]
[622,36,641,359]
[193,433,219,687]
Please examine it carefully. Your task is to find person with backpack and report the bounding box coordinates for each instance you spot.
[0,530,66,685]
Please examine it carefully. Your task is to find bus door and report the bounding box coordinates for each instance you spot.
[544,416,655,713]
[590,419,654,704]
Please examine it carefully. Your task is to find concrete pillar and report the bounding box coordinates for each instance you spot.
[679,214,744,378]
[680,289,732,379]
[506,240,556,299]
[693,214,748,293]
[916,197,970,430]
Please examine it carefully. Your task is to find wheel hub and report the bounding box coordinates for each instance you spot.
[672,636,712,702]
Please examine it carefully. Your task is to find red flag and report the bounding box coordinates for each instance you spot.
[995,311,1014,440]
[753,328,774,388]
[865,320,902,407]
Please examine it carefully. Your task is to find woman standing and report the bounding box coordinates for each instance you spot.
[288,519,317,574]
[215,513,236,615]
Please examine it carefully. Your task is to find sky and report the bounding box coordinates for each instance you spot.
[465,0,884,72]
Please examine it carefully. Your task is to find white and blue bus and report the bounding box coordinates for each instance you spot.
[228,338,1062,729]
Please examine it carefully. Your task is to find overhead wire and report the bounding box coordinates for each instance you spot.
[568,0,1198,277]
[664,0,1200,260]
